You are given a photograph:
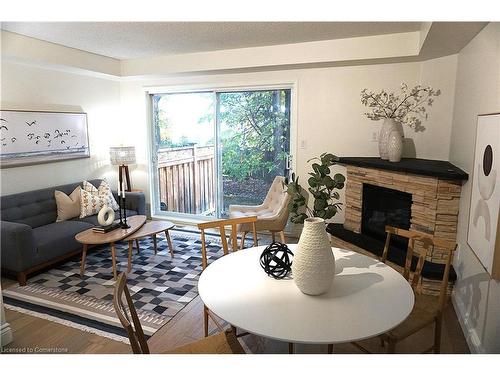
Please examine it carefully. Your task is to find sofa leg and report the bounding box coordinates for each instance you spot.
[17,272,27,286]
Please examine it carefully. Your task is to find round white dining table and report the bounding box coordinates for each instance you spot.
[198,245,414,345]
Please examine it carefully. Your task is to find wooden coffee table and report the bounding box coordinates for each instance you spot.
[75,215,146,279]
[123,220,176,272]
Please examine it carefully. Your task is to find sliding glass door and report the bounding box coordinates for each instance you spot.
[216,90,291,217]
[151,88,291,219]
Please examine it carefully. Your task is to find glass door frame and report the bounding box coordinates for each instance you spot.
[146,82,297,223]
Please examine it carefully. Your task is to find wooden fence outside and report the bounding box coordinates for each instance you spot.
[157,145,215,215]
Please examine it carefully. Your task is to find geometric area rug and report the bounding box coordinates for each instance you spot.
[3,229,235,343]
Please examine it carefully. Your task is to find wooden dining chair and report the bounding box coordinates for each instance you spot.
[378,225,457,353]
[113,272,245,354]
[197,216,258,337]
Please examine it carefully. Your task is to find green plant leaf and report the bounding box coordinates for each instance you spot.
[334,173,346,183]
[314,199,328,211]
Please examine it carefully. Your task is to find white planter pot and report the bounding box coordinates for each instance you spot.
[379,118,403,160]
[292,217,335,295]
[387,130,404,162]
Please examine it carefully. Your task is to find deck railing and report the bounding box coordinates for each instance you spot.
[157,145,215,215]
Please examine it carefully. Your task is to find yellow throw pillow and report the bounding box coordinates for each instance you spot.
[79,180,119,218]
[54,186,81,221]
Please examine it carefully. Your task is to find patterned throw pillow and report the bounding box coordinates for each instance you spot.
[79,180,119,218]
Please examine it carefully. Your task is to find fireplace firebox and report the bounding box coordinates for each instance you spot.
[361,184,412,251]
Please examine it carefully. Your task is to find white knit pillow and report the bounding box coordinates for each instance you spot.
[79,180,119,218]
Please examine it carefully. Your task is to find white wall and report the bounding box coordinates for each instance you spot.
[119,56,457,222]
[0,62,122,195]
[449,23,500,353]
[0,37,459,225]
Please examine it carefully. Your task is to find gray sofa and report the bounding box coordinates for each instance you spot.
[0,179,146,285]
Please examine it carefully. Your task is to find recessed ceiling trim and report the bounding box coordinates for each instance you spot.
[1,22,423,60]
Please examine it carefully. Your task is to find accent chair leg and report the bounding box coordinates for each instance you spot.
[279,231,286,243]
[153,234,157,254]
[288,343,294,354]
[17,272,27,286]
[327,344,333,354]
[135,239,140,254]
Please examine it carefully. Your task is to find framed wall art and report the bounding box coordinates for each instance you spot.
[0,109,89,168]
[467,112,500,279]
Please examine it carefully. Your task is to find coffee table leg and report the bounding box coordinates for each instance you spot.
[80,244,88,277]
[111,242,117,280]
[135,239,140,254]
[153,234,157,255]
[165,230,174,258]
[127,241,133,273]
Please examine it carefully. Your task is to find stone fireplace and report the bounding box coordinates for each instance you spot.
[328,157,468,287]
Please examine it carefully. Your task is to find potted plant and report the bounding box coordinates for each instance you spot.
[361,83,441,162]
[283,152,345,295]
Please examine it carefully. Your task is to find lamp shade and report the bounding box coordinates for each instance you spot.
[110,146,136,165]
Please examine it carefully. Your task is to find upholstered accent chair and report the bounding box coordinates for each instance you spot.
[228,176,291,247]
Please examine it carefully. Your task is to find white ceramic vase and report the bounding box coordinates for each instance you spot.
[387,130,404,162]
[379,118,403,160]
[292,217,335,295]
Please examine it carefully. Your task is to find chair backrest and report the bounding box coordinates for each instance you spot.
[113,272,150,354]
[263,176,291,214]
[197,216,258,269]
[382,226,457,313]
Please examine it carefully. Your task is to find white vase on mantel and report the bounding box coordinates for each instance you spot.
[387,130,404,162]
[292,217,335,295]
[379,118,403,160]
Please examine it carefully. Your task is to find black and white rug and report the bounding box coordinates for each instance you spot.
[3,230,243,343]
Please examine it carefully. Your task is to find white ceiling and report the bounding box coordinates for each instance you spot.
[1,22,422,60]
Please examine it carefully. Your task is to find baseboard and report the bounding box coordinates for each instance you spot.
[451,291,483,353]
[1,321,13,347]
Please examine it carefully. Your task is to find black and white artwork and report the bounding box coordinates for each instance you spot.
[467,113,500,277]
[0,110,89,168]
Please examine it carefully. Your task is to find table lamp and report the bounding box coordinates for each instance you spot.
[110,146,136,192]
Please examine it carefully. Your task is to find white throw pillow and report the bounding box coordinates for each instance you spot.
[79,180,119,218]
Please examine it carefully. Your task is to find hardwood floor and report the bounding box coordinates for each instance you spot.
[1,231,470,354]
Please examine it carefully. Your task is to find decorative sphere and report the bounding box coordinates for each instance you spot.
[259,242,294,279]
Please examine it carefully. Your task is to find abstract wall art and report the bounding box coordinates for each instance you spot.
[0,110,89,168]
[467,113,500,279]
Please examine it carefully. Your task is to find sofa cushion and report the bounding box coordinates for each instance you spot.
[0,179,103,228]
[33,220,93,263]
[75,209,138,226]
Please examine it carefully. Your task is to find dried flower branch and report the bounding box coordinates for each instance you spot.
[361,83,441,132]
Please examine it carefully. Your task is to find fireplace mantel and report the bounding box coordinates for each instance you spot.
[339,157,468,181]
